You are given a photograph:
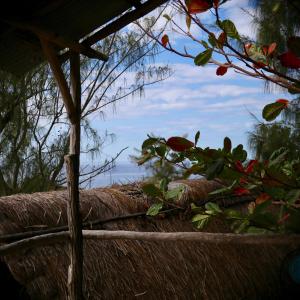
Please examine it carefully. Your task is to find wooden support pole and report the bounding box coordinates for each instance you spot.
[40,38,76,123]
[1,230,300,257]
[40,38,84,299]
[65,51,83,300]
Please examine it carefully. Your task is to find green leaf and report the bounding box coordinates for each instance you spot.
[223,136,231,153]
[201,40,209,49]
[250,211,277,229]
[170,152,185,163]
[191,203,202,213]
[286,189,300,205]
[225,209,243,220]
[205,202,222,214]
[192,214,210,229]
[264,187,286,200]
[208,34,216,47]
[253,200,272,215]
[220,20,239,40]
[185,164,204,176]
[272,2,281,13]
[195,131,200,146]
[245,44,267,64]
[192,214,209,222]
[194,49,213,66]
[155,145,166,157]
[163,14,171,21]
[232,144,247,162]
[159,178,168,192]
[165,185,185,200]
[246,226,270,234]
[142,183,162,197]
[142,137,159,150]
[285,209,300,233]
[232,219,249,233]
[186,15,191,30]
[206,158,224,180]
[209,180,237,195]
[262,102,285,121]
[146,203,163,216]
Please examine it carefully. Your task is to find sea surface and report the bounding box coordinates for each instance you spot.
[83,162,149,188]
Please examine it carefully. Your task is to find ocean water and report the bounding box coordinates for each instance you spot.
[83,163,149,188]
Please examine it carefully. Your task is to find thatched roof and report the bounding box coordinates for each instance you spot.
[0,179,298,299]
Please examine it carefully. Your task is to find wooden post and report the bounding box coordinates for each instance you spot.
[65,51,84,300]
[40,38,84,300]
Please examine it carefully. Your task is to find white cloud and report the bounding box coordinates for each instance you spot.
[96,61,277,119]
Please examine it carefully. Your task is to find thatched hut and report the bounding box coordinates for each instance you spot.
[0,179,299,299]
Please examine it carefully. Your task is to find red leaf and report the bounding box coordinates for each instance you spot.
[213,0,219,8]
[276,99,289,108]
[239,177,248,185]
[216,65,228,76]
[244,43,252,55]
[166,137,194,152]
[161,34,169,47]
[262,45,268,56]
[278,51,300,69]
[188,0,212,14]
[233,187,250,196]
[217,32,227,48]
[268,42,277,56]
[255,193,271,205]
[245,159,258,174]
[278,213,290,225]
[253,61,267,69]
[234,161,245,173]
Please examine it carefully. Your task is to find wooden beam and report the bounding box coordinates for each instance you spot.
[40,38,76,123]
[59,0,168,62]
[2,18,108,61]
[83,0,168,46]
[1,230,300,257]
[66,51,83,300]
[0,211,148,243]
[126,0,142,8]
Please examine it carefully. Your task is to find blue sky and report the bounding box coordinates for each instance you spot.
[85,0,289,165]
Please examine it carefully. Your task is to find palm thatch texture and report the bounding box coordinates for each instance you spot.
[0,179,299,299]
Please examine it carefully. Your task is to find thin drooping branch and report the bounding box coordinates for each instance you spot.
[79,147,127,185]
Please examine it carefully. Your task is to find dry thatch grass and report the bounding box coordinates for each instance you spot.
[0,179,298,299]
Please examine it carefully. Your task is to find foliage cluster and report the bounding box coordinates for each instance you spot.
[137,0,300,233]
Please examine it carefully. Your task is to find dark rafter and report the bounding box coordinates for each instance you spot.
[60,0,168,62]
[1,18,108,61]
[127,0,142,8]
